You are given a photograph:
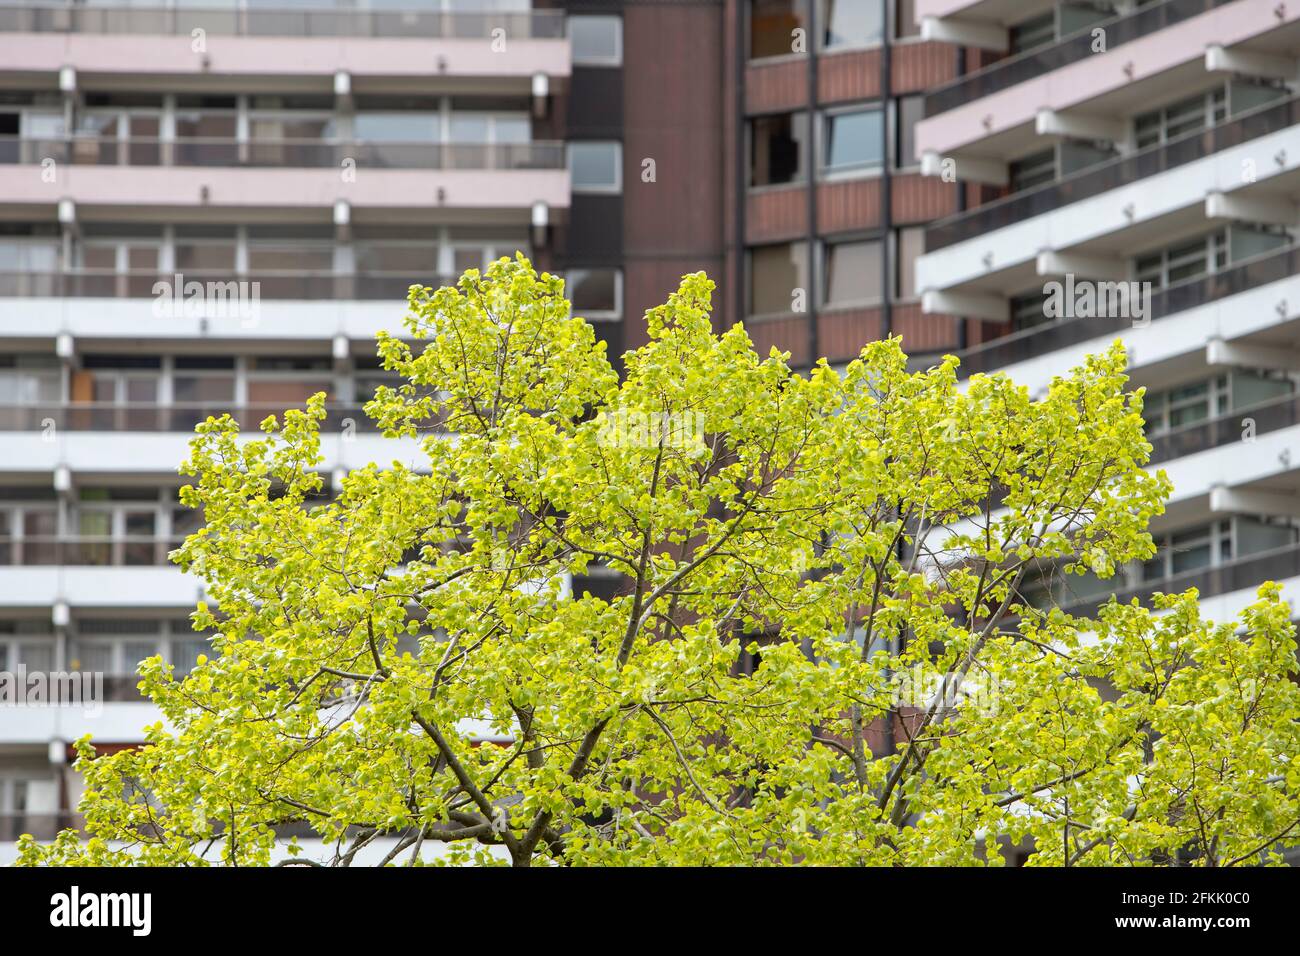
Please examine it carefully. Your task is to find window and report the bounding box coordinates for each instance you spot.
[1009,12,1054,54]
[68,618,209,679]
[248,112,338,143]
[1141,371,1298,439]
[819,0,882,50]
[1142,376,1230,436]
[0,621,54,679]
[247,356,333,406]
[824,238,883,306]
[449,112,531,145]
[1134,230,1226,289]
[823,108,883,174]
[173,100,237,141]
[895,0,920,39]
[749,241,809,317]
[1142,520,1233,581]
[568,141,622,193]
[567,269,622,318]
[172,371,236,405]
[0,355,60,404]
[1010,289,1050,331]
[895,95,924,168]
[895,227,925,300]
[750,112,808,187]
[174,225,236,273]
[570,15,622,66]
[1135,89,1226,149]
[1009,149,1055,192]
[0,236,58,294]
[353,112,440,142]
[246,235,333,273]
[750,0,807,60]
[354,241,440,275]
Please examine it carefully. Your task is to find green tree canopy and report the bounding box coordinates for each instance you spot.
[21,256,1300,866]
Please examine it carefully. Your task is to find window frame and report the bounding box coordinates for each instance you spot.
[747,0,810,63]
[747,239,811,319]
[821,234,885,309]
[565,268,623,320]
[569,14,624,67]
[817,0,885,53]
[748,109,810,189]
[568,140,623,194]
[819,103,885,180]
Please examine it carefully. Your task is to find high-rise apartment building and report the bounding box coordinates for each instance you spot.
[0,0,1011,860]
[913,0,1300,622]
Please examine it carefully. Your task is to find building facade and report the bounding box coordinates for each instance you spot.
[914,0,1300,622]
[1,0,1163,858]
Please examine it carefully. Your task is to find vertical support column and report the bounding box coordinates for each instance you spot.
[333,200,352,299]
[332,333,352,405]
[58,66,76,144]
[731,0,746,330]
[805,0,818,367]
[881,2,893,341]
[57,198,76,275]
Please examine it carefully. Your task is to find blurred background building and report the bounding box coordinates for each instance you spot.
[4,0,1289,861]
[913,0,1300,628]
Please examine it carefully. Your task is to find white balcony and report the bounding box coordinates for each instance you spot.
[0,4,571,88]
[916,121,1300,302]
[917,0,1293,156]
[0,148,569,221]
[0,701,163,747]
[0,425,422,477]
[0,292,415,344]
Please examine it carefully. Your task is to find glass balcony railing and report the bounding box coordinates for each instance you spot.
[0,270,452,300]
[0,3,567,40]
[955,243,1300,377]
[1054,541,1300,617]
[96,676,150,702]
[0,814,80,842]
[0,536,185,567]
[923,0,1235,117]
[925,94,1300,251]
[0,402,389,432]
[1148,393,1300,464]
[0,137,566,170]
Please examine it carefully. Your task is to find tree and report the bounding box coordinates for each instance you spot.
[20,256,1300,867]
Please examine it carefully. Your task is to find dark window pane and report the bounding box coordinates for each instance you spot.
[750,113,807,186]
[750,242,808,316]
[569,270,619,313]
[896,95,924,167]
[750,0,807,59]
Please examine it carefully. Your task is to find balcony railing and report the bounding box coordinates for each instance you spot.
[0,270,455,300]
[0,536,185,567]
[1055,541,1300,618]
[0,813,80,842]
[0,137,566,170]
[0,402,386,432]
[1148,392,1300,465]
[954,243,1300,377]
[923,0,1234,117]
[0,3,566,39]
[925,94,1300,251]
